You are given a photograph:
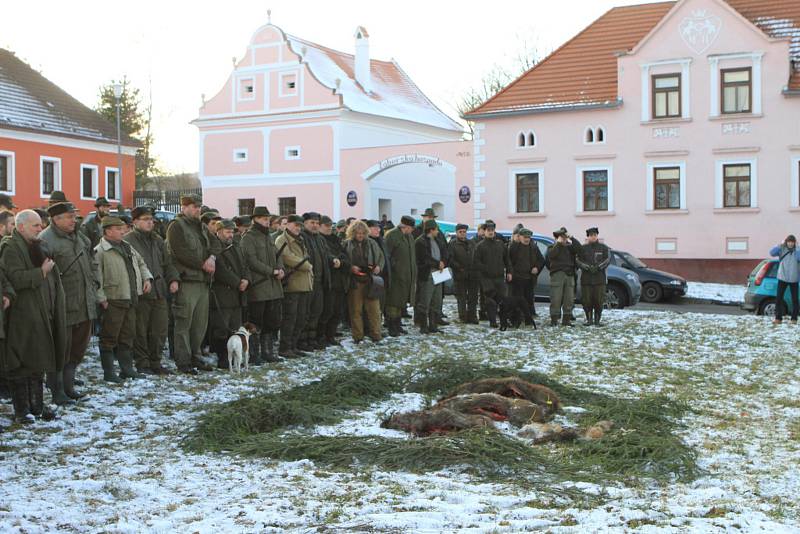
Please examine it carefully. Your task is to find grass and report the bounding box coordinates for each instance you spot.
[183,356,699,491]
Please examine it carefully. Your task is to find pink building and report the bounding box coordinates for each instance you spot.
[194,23,473,224]
[465,0,800,283]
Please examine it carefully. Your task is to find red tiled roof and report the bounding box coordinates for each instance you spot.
[466,0,800,117]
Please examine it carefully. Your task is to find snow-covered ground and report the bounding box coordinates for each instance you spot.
[1,300,799,533]
[685,282,747,303]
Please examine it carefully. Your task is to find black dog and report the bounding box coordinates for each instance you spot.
[486,295,536,331]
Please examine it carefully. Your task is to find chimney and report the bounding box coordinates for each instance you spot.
[354,26,371,93]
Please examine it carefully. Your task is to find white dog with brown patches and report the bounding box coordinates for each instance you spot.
[227,322,258,373]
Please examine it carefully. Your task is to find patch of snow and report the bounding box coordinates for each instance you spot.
[685,282,746,303]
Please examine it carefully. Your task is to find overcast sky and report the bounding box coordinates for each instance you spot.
[3,0,662,173]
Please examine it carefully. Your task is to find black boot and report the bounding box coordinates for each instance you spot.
[437,314,450,326]
[11,379,33,424]
[261,333,280,363]
[29,377,56,421]
[418,313,430,334]
[117,348,145,379]
[100,348,124,383]
[584,309,594,327]
[249,333,263,366]
[388,318,401,337]
[429,313,441,334]
[215,340,230,369]
[594,308,604,327]
[550,316,560,327]
[46,371,75,406]
[62,363,85,401]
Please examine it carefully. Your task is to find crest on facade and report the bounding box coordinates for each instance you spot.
[679,10,721,54]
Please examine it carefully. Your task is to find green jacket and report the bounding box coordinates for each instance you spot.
[166,214,212,283]
[124,227,180,300]
[0,231,67,376]
[275,231,313,293]
[39,224,98,326]
[509,241,546,281]
[576,241,610,286]
[241,225,284,302]
[322,232,350,292]
[545,238,582,277]
[95,238,153,303]
[448,237,479,281]
[474,237,511,280]
[384,227,416,307]
[79,216,103,253]
[212,240,251,309]
[0,268,13,341]
[344,237,384,288]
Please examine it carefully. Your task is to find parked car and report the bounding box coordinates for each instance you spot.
[82,208,176,227]
[445,231,641,309]
[742,259,791,317]
[609,250,687,303]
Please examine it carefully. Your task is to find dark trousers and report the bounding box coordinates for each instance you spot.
[65,320,92,366]
[321,288,345,339]
[248,299,283,334]
[133,298,168,369]
[303,284,324,341]
[280,291,310,350]
[454,277,479,320]
[776,280,799,321]
[99,300,136,350]
[510,278,536,312]
[581,283,606,315]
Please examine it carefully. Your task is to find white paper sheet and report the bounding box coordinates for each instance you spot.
[431,268,453,285]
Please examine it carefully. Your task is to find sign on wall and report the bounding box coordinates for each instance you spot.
[459,186,471,203]
[346,190,358,207]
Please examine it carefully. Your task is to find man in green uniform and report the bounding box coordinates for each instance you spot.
[80,196,112,252]
[474,221,512,328]
[384,215,416,336]
[545,227,582,327]
[448,223,480,323]
[319,215,349,344]
[577,227,611,326]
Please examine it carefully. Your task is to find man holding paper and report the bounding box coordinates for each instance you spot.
[414,219,446,334]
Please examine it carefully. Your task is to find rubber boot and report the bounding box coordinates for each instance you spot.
[29,377,56,421]
[62,363,85,401]
[418,313,430,334]
[550,316,560,327]
[100,348,124,383]
[11,379,33,424]
[388,318,401,337]
[594,308,604,327]
[46,371,76,406]
[261,333,280,363]
[117,348,145,379]
[428,313,441,334]
[215,340,230,370]
[249,333,263,366]
[562,315,574,327]
[398,319,409,334]
[583,309,594,327]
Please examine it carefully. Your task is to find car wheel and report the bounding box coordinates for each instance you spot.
[641,282,664,303]
[605,284,627,310]
[758,299,776,317]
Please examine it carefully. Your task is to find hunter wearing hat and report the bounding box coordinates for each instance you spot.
[545,227,582,327]
[414,219,446,334]
[474,221,512,328]
[39,201,97,403]
[275,214,314,358]
[124,206,180,374]
[241,206,284,363]
[0,193,17,214]
[81,196,112,253]
[318,215,349,345]
[384,215,417,336]
[300,212,330,352]
[508,227,545,319]
[576,227,610,326]
[233,215,251,245]
[448,223,480,323]
[166,194,216,374]
[95,216,153,382]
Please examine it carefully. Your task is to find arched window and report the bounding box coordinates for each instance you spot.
[518,132,526,147]
[527,131,536,146]
[585,127,594,143]
[596,127,605,143]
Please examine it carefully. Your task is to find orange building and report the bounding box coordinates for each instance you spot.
[0,48,139,214]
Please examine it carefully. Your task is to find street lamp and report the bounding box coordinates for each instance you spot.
[113,82,123,204]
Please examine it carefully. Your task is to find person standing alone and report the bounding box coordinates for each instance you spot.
[770,235,800,324]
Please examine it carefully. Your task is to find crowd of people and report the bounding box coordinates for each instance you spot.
[0,191,614,427]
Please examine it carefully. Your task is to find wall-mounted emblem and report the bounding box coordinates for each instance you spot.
[346,191,358,207]
[458,186,471,203]
[679,10,721,55]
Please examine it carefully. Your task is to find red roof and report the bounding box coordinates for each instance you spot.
[466,0,800,118]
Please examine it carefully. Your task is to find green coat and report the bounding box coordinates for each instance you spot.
[166,214,212,283]
[124,228,179,300]
[79,216,103,253]
[241,225,284,302]
[384,227,416,307]
[0,231,67,376]
[576,241,610,286]
[212,241,251,309]
[274,231,313,293]
[40,224,98,326]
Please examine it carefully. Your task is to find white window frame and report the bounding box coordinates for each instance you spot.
[508,167,545,215]
[284,146,301,160]
[279,71,299,97]
[105,167,121,202]
[714,158,757,209]
[646,161,686,211]
[708,52,763,118]
[237,76,256,101]
[576,164,613,213]
[640,58,692,122]
[0,150,15,195]
[39,156,62,199]
[790,156,800,208]
[79,164,99,200]
[232,148,249,163]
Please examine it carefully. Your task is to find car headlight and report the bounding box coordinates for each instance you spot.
[625,273,637,281]
[669,280,683,285]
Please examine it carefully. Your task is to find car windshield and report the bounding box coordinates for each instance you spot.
[621,253,647,269]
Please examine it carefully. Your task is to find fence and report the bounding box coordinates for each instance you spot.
[133,188,203,213]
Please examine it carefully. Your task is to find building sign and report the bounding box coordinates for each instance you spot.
[346,190,358,206]
[459,186,471,203]
[378,154,443,171]
[722,122,751,135]
[653,127,680,139]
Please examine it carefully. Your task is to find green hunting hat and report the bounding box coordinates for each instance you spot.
[218,219,236,230]
[200,211,221,224]
[286,214,304,224]
[180,194,202,207]
[320,215,333,226]
[101,216,125,229]
[94,196,111,207]
[423,219,438,232]
[422,207,437,218]
[48,191,68,206]
[131,206,153,220]
[518,228,533,238]
[47,202,77,218]
[252,206,270,218]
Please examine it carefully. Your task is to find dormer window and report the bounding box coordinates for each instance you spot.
[285,146,301,160]
[280,72,299,97]
[238,77,255,101]
[233,149,248,162]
